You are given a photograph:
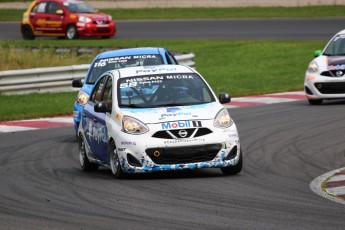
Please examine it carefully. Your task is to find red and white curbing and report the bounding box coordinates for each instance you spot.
[325,170,345,201]
[0,91,306,133]
[0,116,73,133]
[310,167,345,204]
[223,91,306,108]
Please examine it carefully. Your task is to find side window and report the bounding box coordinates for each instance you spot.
[32,2,47,13]
[90,76,107,103]
[103,78,113,109]
[47,2,62,14]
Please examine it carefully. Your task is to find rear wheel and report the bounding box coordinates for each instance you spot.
[66,25,77,39]
[78,134,98,171]
[308,99,323,105]
[109,141,124,179]
[21,25,35,40]
[221,150,243,175]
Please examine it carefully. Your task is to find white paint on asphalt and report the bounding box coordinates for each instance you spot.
[328,175,345,182]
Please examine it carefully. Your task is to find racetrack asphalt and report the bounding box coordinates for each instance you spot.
[1,90,344,204]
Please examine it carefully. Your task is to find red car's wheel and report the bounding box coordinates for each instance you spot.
[21,25,35,40]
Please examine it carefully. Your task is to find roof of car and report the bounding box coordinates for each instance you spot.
[95,47,168,59]
[114,64,195,78]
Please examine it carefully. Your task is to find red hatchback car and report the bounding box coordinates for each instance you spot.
[21,0,116,39]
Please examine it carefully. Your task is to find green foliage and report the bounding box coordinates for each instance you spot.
[0,92,78,121]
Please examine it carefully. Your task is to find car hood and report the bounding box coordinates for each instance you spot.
[78,13,110,20]
[315,55,345,69]
[120,102,224,124]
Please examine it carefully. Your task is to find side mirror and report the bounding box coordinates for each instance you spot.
[219,93,231,104]
[72,79,83,88]
[314,50,322,57]
[56,9,64,15]
[94,101,111,113]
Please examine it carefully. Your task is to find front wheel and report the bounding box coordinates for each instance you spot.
[221,150,243,175]
[109,141,124,179]
[21,25,35,40]
[66,25,77,39]
[78,134,98,171]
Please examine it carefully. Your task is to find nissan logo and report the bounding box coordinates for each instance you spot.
[336,70,343,77]
[178,130,188,138]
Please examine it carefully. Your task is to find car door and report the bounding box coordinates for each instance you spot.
[44,1,64,34]
[29,1,64,35]
[29,1,49,34]
[82,75,112,162]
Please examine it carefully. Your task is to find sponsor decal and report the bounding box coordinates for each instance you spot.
[135,67,177,74]
[161,120,202,130]
[86,122,107,144]
[163,138,205,145]
[327,56,345,71]
[36,19,62,28]
[161,111,192,118]
[327,65,345,71]
[118,148,126,151]
[121,141,136,145]
[228,133,239,141]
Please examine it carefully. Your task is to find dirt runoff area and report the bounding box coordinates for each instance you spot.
[1,0,345,9]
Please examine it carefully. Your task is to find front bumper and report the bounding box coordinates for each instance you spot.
[115,123,241,174]
[304,72,345,99]
[76,21,116,37]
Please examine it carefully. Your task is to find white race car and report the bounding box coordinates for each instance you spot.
[78,65,242,178]
[305,29,345,105]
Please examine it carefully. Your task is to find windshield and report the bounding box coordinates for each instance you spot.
[118,73,216,108]
[323,35,345,56]
[87,54,164,84]
[63,1,97,13]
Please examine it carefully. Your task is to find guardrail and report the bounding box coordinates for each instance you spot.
[0,53,195,95]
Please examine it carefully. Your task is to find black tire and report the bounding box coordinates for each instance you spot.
[221,150,243,175]
[78,134,99,171]
[109,141,124,179]
[21,25,35,40]
[66,25,77,39]
[308,99,323,105]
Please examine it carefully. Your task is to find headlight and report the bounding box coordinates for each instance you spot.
[307,61,319,73]
[214,108,233,128]
[122,116,149,134]
[77,91,89,105]
[108,15,112,21]
[79,16,91,23]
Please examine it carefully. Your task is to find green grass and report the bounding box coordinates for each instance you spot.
[2,6,345,21]
[0,92,78,121]
[0,39,326,121]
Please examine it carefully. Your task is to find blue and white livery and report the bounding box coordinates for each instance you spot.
[72,47,178,136]
[78,65,242,178]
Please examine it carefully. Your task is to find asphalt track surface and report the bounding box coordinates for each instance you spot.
[1,18,345,40]
[1,100,345,229]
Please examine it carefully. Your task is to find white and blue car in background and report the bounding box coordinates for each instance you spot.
[72,47,178,135]
[305,29,345,105]
[77,65,242,178]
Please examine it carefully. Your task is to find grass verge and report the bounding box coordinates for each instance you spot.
[0,39,326,121]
